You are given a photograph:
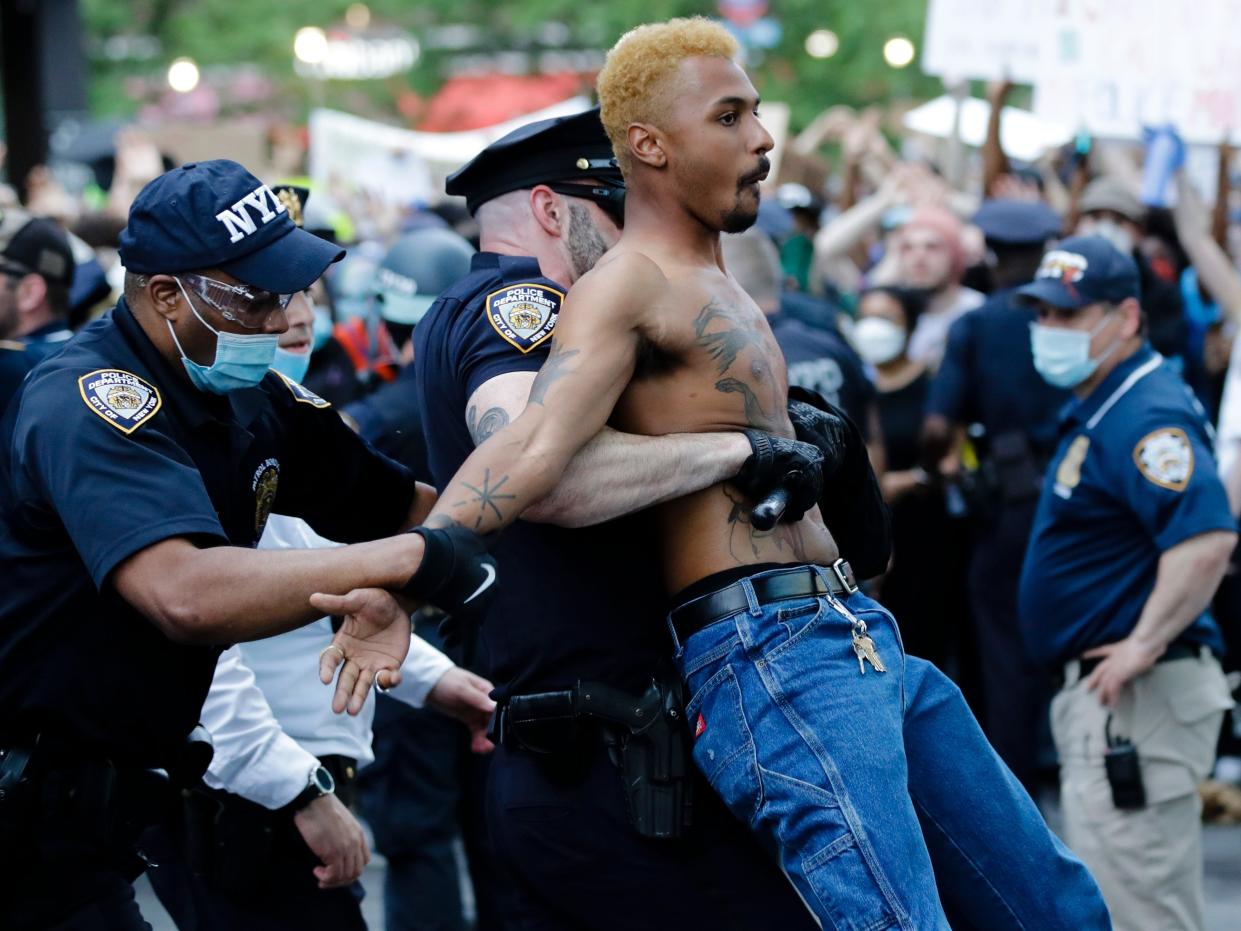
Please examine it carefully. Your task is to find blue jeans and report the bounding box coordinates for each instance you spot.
[670,566,1110,931]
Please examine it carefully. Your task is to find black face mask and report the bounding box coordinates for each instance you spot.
[960,262,995,295]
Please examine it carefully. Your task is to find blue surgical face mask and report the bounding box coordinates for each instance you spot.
[271,346,312,383]
[1030,309,1121,389]
[169,278,280,394]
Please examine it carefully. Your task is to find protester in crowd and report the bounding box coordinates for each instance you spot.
[889,206,985,369]
[854,285,970,673]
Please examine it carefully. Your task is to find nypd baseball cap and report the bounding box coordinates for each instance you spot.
[118,159,344,293]
[1016,235,1142,309]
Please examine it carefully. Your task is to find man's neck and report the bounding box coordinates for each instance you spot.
[1075,338,1143,399]
[926,284,958,315]
[13,311,58,339]
[622,186,724,267]
[478,233,573,286]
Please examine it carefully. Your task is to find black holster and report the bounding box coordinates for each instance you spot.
[495,676,695,840]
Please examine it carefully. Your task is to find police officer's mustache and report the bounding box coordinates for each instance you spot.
[738,158,771,189]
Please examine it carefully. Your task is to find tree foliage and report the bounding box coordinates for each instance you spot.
[82,0,941,131]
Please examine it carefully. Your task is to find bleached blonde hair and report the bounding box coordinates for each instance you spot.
[596,17,740,175]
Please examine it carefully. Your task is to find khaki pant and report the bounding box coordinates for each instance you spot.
[1051,652,1233,931]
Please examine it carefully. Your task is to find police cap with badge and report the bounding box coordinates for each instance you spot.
[1016,234,1142,310]
[446,105,625,222]
[443,107,623,354]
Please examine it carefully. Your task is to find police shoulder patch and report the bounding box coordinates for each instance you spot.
[485,282,562,353]
[273,370,331,408]
[77,369,162,434]
[1133,427,1193,491]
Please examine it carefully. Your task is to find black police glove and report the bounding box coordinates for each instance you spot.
[785,386,891,580]
[400,525,498,618]
[734,430,825,530]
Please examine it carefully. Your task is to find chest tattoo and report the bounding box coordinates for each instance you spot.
[693,300,783,430]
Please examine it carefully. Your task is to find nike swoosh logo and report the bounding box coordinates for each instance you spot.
[464,563,496,604]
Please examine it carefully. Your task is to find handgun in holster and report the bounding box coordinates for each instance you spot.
[577,678,695,840]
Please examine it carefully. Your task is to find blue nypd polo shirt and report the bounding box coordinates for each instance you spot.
[1018,344,1236,667]
[0,300,417,765]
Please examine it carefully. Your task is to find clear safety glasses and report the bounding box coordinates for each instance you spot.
[177,272,294,329]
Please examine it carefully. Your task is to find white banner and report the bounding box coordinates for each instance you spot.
[922,0,1054,83]
[1031,0,1241,143]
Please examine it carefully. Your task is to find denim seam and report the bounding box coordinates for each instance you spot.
[751,659,914,930]
[681,626,743,678]
[761,600,830,665]
[910,793,1024,930]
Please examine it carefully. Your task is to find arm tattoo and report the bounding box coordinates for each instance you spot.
[466,404,511,446]
[528,344,581,406]
[451,468,517,531]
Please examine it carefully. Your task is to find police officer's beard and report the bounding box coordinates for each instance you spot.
[566,203,610,279]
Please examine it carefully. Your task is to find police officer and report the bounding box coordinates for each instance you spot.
[922,197,1067,791]
[1017,235,1236,931]
[0,159,485,930]
[414,108,821,929]
[0,210,76,410]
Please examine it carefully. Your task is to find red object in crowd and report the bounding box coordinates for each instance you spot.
[417,73,587,132]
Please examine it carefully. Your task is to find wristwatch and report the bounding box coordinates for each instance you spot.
[282,763,335,815]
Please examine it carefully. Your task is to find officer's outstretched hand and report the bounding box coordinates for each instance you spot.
[427,667,497,754]
[312,588,411,715]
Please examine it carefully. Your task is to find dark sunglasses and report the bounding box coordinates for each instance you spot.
[546,182,626,226]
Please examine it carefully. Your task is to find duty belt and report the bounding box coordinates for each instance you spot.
[669,560,858,645]
[1058,642,1214,690]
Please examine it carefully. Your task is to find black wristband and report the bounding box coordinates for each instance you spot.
[400,525,498,616]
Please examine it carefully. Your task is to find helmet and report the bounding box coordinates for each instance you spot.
[375,227,476,325]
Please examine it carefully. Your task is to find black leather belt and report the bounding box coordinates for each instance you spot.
[670,561,858,645]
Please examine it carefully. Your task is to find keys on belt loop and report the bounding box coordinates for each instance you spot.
[821,581,886,676]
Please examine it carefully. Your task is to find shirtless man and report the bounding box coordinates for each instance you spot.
[326,19,1109,930]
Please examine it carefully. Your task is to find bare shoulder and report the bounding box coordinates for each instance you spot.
[558,248,670,334]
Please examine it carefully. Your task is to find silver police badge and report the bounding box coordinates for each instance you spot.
[77,368,162,434]
[1133,427,1194,491]
[485,282,563,353]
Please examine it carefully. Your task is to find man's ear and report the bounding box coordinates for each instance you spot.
[528,185,567,238]
[14,274,47,315]
[628,123,666,169]
[147,275,184,322]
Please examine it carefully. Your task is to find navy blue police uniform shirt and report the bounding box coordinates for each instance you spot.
[0,300,418,766]
[414,252,668,700]
[1018,345,1235,668]
[927,287,1070,455]
[767,311,875,433]
[0,320,74,414]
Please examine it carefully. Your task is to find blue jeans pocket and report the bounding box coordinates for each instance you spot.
[802,831,901,931]
[685,665,764,825]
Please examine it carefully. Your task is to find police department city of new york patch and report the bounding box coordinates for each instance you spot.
[77,369,162,434]
[1133,427,1194,492]
[485,282,562,353]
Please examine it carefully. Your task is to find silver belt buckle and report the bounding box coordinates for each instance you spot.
[830,558,858,595]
